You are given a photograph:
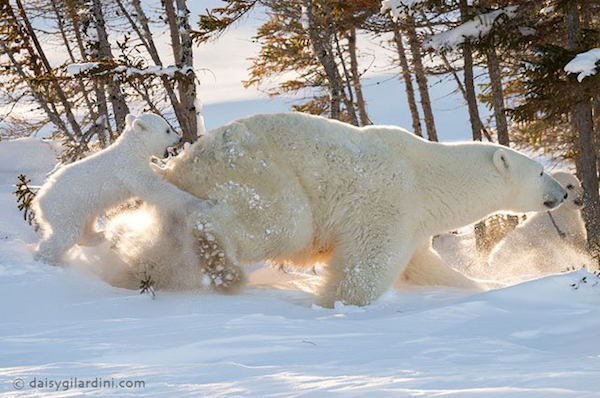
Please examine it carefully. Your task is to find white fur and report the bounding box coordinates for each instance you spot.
[33,113,204,264]
[118,113,567,306]
[487,171,590,283]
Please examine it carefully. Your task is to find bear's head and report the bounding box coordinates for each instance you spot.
[492,148,568,213]
[121,113,181,157]
[551,171,584,210]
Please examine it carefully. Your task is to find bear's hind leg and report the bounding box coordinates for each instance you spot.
[36,225,81,265]
[194,222,246,294]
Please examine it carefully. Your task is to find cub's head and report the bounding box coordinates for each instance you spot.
[551,171,583,210]
[122,113,181,157]
[492,148,567,213]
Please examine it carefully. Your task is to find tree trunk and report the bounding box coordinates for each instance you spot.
[419,10,492,142]
[471,42,487,252]
[487,44,517,249]
[175,0,199,142]
[94,80,111,145]
[575,100,600,249]
[320,0,357,125]
[592,97,600,183]
[164,0,200,141]
[164,0,182,66]
[126,0,188,138]
[458,0,483,142]
[565,1,600,255]
[392,25,422,137]
[304,0,342,120]
[347,28,369,126]
[332,33,358,125]
[49,0,107,146]
[405,14,437,141]
[486,45,509,146]
[64,0,112,142]
[0,38,71,139]
[14,0,83,138]
[459,0,487,253]
[435,49,493,142]
[50,0,94,113]
[90,0,129,133]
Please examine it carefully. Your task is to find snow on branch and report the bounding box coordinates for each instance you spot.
[380,0,428,20]
[66,63,193,78]
[65,63,100,76]
[564,48,600,82]
[114,65,194,77]
[424,6,518,52]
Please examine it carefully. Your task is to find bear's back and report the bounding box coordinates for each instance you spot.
[217,112,421,165]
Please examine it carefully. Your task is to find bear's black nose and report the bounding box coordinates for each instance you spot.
[564,193,568,199]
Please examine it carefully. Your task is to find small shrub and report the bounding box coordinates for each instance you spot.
[13,174,39,229]
[139,272,156,299]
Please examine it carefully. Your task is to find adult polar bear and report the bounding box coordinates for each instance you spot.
[143,112,567,307]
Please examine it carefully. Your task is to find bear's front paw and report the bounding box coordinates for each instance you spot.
[317,278,380,308]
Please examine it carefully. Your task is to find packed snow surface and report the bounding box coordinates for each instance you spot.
[1,138,600,397]
[564,48,600,82]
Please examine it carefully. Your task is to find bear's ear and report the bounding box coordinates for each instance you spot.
[125,114,136,129]
[132,118,146,132]
[493,149,510,174]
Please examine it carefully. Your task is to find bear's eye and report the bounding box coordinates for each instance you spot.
[539,171,543,177]
[165,128,170,134]
[567,184,574,190]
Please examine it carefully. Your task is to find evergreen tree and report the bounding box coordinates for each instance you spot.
[381,0,440,141]
[0,0,204,160]
[508,0,600,253]
[198,0,376,125]
[13,174,38,228]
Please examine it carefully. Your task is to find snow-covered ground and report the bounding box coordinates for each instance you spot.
[2,137,600,397]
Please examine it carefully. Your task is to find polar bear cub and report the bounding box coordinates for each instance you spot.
[33,113,204,264]
[488,171,589,282]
